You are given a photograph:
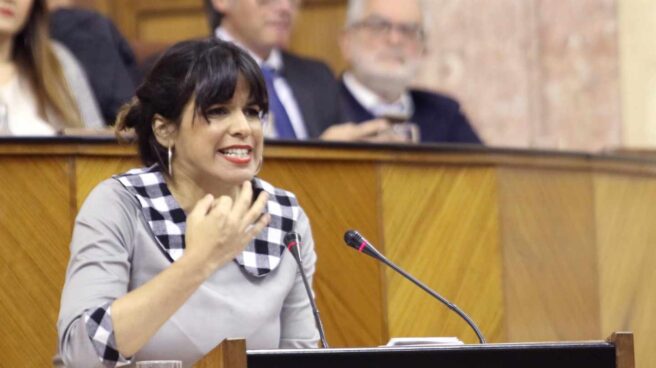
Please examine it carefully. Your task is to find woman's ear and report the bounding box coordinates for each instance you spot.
[152,115,177,147]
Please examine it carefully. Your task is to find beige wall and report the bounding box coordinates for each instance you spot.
[415,0,656,151]
[415,0,623,152]
[619,0,656,148]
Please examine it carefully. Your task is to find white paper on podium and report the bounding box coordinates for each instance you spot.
[385,337,464,347]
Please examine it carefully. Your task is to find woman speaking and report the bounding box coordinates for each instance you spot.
[56,38,319,367]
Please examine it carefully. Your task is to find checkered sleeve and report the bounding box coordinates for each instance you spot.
[83,303,130,367]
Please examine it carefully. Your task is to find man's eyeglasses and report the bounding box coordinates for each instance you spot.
[350,16,425,42]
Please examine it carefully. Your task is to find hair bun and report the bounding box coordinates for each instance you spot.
[114,97,153,142]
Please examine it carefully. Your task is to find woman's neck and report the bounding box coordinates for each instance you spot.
[0,37,16,86]
[0,35,12,62]
[166,170,240,214]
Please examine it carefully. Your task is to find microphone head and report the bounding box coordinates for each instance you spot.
[343,229,364,249]
[343,230,380,258]
[284,232,301,248]
[284,232,302,263]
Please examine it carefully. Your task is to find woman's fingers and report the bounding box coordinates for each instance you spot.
[194,184,269,244]
[231,181,253,216]
[185,187,272,272]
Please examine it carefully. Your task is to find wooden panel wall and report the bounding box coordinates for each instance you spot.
[72,0,113,15]
[289,1,348,73]
[382,164,504,344]
[594,173,656,368]
[0,157,74,367]
[113,0,209,43]
[99,0,347,72]
[497,168,602,341]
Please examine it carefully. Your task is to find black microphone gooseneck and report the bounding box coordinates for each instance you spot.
[343,230,486,344]
[284,232,329,348]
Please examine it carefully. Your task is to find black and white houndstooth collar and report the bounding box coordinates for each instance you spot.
[113,164,300,277]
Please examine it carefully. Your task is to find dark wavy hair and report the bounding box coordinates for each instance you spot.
[116,38,268,174]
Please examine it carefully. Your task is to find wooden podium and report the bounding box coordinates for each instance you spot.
[196,332,634,368]
[1,138,655,366]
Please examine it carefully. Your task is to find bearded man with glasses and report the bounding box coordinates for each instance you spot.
[206,0,424,143]
[338,0,482,144]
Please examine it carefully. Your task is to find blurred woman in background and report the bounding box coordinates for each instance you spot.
[0,0,102,135]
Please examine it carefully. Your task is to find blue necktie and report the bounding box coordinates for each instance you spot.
[261,66,296,139]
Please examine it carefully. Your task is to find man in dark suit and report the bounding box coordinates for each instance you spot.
[339,0,482,144]
[205,0,399,141]
[204,0,347,139]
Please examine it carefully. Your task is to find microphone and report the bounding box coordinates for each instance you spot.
[343,230,486,344]
[284,232,329,348]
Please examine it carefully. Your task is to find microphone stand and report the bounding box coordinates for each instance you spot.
[296,256,329,348]
[377,251,486,344]
[285,233,329,348]
[345,230,486,344]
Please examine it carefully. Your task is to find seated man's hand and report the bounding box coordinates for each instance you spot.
[320,119,411,143]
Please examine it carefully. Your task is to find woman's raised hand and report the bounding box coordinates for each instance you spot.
[184,181,270,275]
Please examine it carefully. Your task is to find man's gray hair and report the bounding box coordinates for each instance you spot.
[345,0,430,29]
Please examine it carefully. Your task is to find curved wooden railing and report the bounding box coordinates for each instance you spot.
[1,138,654,367]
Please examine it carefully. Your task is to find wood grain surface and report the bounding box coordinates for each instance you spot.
[498,167,601,341]
[105,0,347,73]
[0,158,74,366]
[194,338,247,368]
[382,164,503,344]
[595,174,656,368]
[1,140,656,366]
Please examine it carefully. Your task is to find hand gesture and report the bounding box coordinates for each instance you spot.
[184,181,270,273]
[320,119,412,143]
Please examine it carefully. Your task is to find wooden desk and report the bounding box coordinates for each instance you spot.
[1,138,654,366]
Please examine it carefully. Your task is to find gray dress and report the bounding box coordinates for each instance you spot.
[56,178,319,368]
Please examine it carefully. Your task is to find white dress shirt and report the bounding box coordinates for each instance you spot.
[0,75,57,136]
[215,28,308,139]
[342,72,414,120]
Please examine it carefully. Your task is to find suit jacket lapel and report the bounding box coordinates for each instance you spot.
[338,78,376,122]
[279,52,319,137]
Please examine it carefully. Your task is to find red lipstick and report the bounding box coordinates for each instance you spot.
[0,9,15,17]
[218,145,253,165]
